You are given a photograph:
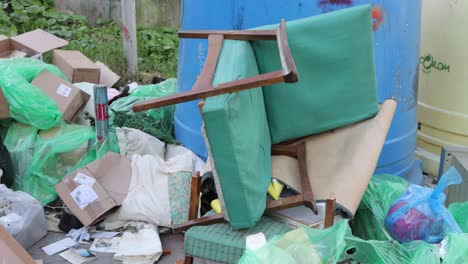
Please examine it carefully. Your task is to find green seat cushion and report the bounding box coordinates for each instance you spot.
[252,5,379,143]
[184,216,292,264]
[203,40,271,229]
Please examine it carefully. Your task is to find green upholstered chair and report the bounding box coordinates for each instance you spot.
[180,6,398,264]
[135,5,393,264]
[202,4,378,230]
[184,216,292,264]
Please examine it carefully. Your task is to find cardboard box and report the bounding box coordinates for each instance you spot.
[55,153,132,226]
[0,29,68,59]
[0,86,10,119]
[31,71,90,122]
[53,50,100,84]
[0,225,36,264]
[96,61,120,88]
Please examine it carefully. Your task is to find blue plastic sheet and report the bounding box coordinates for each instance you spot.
[385,167,462,243]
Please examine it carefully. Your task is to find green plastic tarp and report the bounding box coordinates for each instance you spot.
[110,79,177,143]
[0,58,67,130]
[239,221,349,264]
[448,202,468,233]
[441,233,468,264]
[351,174,410,241]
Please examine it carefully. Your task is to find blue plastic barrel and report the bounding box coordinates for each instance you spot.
[175,0,423,184]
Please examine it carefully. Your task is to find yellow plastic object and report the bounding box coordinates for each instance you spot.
[417,0,468,176]
[267,179,284,200]
[211,199,222,214]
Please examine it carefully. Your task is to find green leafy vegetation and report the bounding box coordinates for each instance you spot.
[0,0,178,84]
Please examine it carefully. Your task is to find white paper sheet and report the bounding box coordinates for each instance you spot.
[74,173,96,185]
[91,231,119,239]
[70,185,98,209]
[90,237,121,253]
[42,237,77,255]
[59,249,96,264]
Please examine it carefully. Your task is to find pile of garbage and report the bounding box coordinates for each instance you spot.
[0,30,204,263]
[240,169,468,263]
[0,29,467,264]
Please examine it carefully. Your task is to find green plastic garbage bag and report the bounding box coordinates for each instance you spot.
[70,132,120,173]
[351,174,410,240]
[22,124,95,204]
[110,79,176,143]
[0,58,67,130]
[344,235,440,264]
[448,202,468,233]
[239,220,349,264]
[441,233,468,264]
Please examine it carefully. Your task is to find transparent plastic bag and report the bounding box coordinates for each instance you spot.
[110,79,177,143]
[385,167,462,243]
[344,235,440,264]
[0,58,67,130]
[70,131,120,173]
[448,201,468,233]
[0,184,47,249]
[352,174,410,241]
[3,123,38,191]
[441,233,468,264]
[239,220,349,264]
[22,124,95,204]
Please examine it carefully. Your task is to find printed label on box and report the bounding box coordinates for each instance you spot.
[74,173,96,185]
[56,83,72,97]
[70,184,98,209]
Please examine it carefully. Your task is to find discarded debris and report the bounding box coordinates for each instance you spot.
[385,167,463,243]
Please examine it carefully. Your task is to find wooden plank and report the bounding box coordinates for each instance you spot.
[324,197,336,228]
[133,70,285,111]
[172,214,225,233]
[179,30,277,40]
[266,195,305,212]
[271,144,298,158]
[276,20,298,82]
[188,172,201,220]
[297,142,318,214]
[192,35,224,91]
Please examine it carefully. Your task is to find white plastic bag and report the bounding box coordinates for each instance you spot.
[113,224,162,263]
[116,127,165,158]
[0,184,47,249]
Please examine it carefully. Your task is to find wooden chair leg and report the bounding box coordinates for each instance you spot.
[324,196,336,228]
[184,255,194,264]
[189,171,202,220]
[296,142,318,214]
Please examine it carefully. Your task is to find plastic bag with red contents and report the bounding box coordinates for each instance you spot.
[385,166,462,243]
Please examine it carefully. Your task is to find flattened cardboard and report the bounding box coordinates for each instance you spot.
[274,100,397,217]
[0,86,10,119]
[53,50,100,84]
[55,153,132,226]
[32,71,90,122]
[0,225,36,264]
[11,29,68,56]
[96,61,120,88]
[0,29,68,58]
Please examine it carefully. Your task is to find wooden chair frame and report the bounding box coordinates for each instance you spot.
[132,19,298,112]
[174,139,318,234]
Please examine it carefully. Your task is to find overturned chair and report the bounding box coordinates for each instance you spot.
[134,5,396,264]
